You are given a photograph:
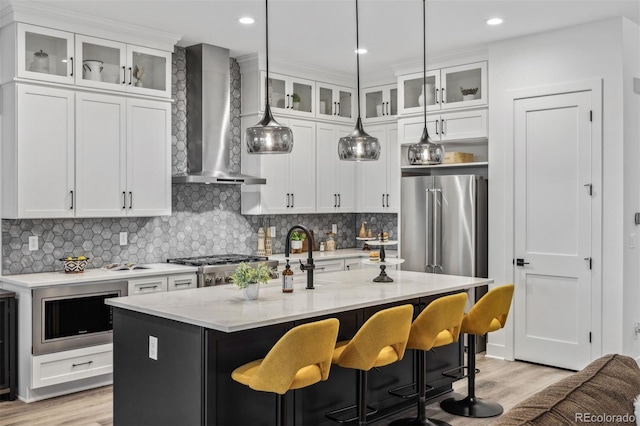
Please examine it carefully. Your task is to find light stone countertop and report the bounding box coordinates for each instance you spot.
[106,269,492,333]
[0,263,199,288]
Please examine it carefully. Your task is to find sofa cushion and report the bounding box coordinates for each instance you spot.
[494,354,640,425]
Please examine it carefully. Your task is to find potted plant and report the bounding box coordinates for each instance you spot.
[460,86,479,101]
[292,92,301,110]
[290,231,306,253]
[229,261,273,300]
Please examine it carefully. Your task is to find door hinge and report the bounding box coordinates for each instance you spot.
[584,183,592,196]
[589,110,592,122]
[589,332,592,343]
[584,257,592,269]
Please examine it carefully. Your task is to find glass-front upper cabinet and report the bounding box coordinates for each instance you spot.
[316,83,355,123]
[362,84,397,123]
[17,23,75,84]
[263,72,315,119]
[75,35,171,98]
[397,61,487,116]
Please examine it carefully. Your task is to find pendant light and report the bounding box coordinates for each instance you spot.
[337,0,380,161]
[407,0,444,165]
[246,0,293,154]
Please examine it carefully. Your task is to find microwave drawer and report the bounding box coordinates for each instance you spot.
[32,343,113,389]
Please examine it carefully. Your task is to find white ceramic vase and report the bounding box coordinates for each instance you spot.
[291,240,303,250]
[418,83,435,106]
[243,283,260,300]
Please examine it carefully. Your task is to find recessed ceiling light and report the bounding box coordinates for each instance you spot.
[355,48,367,54]
[239,17,255,25]
[486,17,503,26]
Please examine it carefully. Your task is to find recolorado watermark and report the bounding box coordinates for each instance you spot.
[575,412,636,423]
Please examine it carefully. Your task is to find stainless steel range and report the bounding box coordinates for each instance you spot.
[167,254,279,287]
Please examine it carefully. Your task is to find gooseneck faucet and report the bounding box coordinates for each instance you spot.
[284,224,315,289]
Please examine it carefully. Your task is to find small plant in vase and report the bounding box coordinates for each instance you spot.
[229,262,273,300]
[290,231,306,253]
[460,86,479,101]
[292,92,301,110]
[132,65,146,87]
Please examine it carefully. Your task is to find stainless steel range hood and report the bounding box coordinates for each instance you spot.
[172,44,265,185]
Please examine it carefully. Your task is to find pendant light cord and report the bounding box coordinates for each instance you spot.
[355,0,361,119]
[422,0,427,130]
[264,0,270,107]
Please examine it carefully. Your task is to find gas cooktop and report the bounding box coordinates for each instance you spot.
[166,254,270,267]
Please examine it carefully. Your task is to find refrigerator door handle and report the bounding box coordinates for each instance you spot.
[425,188,432,272]
[433,188,442,273]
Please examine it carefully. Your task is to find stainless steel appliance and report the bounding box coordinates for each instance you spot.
[32,281,127,355]
[167,254,279,287]
[401,174,488,350]
[401,174,487,277]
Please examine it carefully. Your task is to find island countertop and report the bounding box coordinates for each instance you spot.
[106,269,492,332]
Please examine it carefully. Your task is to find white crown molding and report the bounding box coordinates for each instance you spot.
[2,2,181,51]
[392,44,489,76]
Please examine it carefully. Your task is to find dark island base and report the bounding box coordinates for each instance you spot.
[113,294,463,425]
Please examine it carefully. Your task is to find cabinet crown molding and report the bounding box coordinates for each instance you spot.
[1,3,181,52]
[393,45,488,77]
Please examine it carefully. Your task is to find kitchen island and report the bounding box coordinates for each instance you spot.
[107,269,492,425]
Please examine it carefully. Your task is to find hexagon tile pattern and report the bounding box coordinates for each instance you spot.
[1,47,397,275]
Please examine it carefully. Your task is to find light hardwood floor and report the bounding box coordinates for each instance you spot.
[0,354,573,426]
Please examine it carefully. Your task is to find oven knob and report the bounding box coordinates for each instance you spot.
[205,277,213,285]
[224,275,233,283]
[215,275,223,284]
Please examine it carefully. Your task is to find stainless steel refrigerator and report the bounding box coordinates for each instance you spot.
[401,174,488,279]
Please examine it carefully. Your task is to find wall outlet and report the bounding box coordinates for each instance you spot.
[332,224,337,234]
[149,335,158,360]
[119,232,127,246]
[635,322,640,335]
[28,236,38,251]
[630,233,636,249]
[270,226,276,237]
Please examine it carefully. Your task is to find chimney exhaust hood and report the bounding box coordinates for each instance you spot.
[172,44,266,185]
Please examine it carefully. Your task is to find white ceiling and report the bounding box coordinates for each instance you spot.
[8,0,640,77]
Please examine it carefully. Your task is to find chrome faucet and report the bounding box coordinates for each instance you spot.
[284,224,315,289]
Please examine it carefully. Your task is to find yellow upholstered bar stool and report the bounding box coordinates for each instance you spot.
[440,284,515,418]
[326,304,414,426]
[389,292,468,426]
[231,318,339,426]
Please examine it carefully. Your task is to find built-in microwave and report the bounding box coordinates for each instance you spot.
[32,281,128,355]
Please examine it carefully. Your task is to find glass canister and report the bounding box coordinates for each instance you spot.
[324,232,336,251]
[30,50,50,73]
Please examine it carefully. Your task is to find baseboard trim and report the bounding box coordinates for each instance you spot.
[486,342,508,360]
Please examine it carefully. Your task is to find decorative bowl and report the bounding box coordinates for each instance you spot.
[59,257,90,273]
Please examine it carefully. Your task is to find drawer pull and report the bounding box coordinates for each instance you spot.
[174,281,191,287]
[139,285,158,291]
[316,266,326,271]
[72,361,93,368]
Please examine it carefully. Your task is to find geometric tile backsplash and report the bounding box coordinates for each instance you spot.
[1,47,397,275]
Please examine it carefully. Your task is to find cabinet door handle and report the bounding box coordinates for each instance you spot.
[291,193,294,208]
[386,101,390,115]
[122,192,126,209]
[121,66,126,84]
[70,57,74,76]
[382,102,386,116]
[382,194,385,207]
[128,67,133,85]
[129,192,133,209]
[337,102,341,116]
[70,191,74,209]
[386,194,390,207]
[435,88,439,104]
[333,102,337,115]
[286,94,290,109]
[435,119,439,135]
[286,193,290,208]
[334,194,337,208]
[442,119,446,135]
[338,194,341,207]
[441,87,445,103]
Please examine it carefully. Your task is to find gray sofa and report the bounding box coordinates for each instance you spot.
[493,354,640,425]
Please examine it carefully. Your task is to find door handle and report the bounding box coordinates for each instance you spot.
[382,194,385,207]
[286,193,290,208]
[382,102,386,116]
[286,94,290,109]
[386,194,389,207]
[435,120,439,135]
[70,190,74,209]
[291,193,294,208]
[337,102,341,116]
[333,102,337,115]
[515,258,530,266]
[122,66,126,84]
[70,57,74,76]
[442,119,446,135]
[128,67,133,85]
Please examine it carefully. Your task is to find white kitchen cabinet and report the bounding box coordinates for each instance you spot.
[398,109,488,143]
[75,94,171,217]
[241,118,316,214]
[398,61,487,116]
[75,35,171,98]
[1,84,75,218]
[128,276,168,295]
[316,123,357,213]
[362,84,398,123]
[167,274,198,291]
[314,259,345,274]
[357,123,399,213]
[316,82,356,123]
[262,72,315,118]
[14,23,75,85]
[344,259,363,271]
[31,343,113,389]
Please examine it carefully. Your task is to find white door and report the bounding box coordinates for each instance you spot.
[126,99,171,216]
[513,90,592,371]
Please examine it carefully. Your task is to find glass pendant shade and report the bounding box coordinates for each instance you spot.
[246,105,293,154]
[407,127,444,165]
[246,0,293,155]
[338,118,380,161]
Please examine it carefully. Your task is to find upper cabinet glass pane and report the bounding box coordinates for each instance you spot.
[444,68,482,105]
[338,90,352,118]
[318,87,333,115]
[24,31,69,78]
[81,42,122,85]
[365,90,383,119]
[268,77,286,108]
[403,75,436,110]
[131,50,167,92]
[389,88,398,115]
[292,82,312,113]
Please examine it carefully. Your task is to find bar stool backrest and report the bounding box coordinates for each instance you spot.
[407,292,468,351]
[462,284,515,335]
